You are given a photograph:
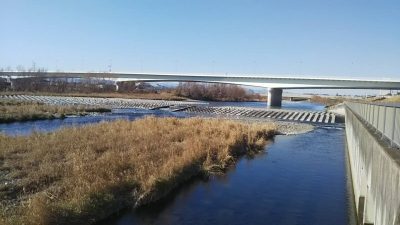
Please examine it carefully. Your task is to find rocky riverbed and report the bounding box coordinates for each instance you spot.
[193,115,315,135]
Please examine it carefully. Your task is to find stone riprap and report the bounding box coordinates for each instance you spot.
[0,94,206,109]
[182,106,338,124]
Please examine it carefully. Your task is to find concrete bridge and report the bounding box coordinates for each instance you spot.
[1,71,400,107]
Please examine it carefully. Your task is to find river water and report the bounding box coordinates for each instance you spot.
[0,101,356,225]
[0,100,324,136]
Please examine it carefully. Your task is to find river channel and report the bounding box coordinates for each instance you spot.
[0,101,356,225]
[101,126,355,225]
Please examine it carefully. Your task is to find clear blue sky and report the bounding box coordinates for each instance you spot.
[1,0,399,81]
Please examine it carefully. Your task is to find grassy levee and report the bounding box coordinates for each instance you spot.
[0,117,276,225]
[309,95,347,107]
[0,100,111,123]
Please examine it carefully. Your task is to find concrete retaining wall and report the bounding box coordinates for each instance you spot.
[345,107,400,225]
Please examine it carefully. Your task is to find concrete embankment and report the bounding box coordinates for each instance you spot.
[328,103,346,122]
[345,106,400,225]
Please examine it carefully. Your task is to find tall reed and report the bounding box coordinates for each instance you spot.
[0,117,276,225]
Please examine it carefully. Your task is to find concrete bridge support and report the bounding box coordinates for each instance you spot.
[267,88,283,107]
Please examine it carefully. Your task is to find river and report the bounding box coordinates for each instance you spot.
[100,127,356,225]
[0,100,324,136]
[0,101,356,225]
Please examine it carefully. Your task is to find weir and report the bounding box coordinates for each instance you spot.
[0,94,341,124]
[345,102,400,225]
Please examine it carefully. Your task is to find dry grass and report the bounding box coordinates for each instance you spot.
[0,99,111,123]
[0,117,276,225]
[310,95,347,107]
[381,96,400,103]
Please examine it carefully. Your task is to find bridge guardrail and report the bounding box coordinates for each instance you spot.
[345,102,400,148]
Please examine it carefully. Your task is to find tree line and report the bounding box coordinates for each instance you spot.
[0,65,264,101]
[175,82,263,101]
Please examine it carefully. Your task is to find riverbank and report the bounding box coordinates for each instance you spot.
[205,116,315,135]
[0,99,111,123]
[0,89,267,102]
[309,95,347,107]
[0,91,188,101]
[0,117,276,225]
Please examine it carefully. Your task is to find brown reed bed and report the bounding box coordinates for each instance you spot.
[0,117,276,225]
[0,99,111,123]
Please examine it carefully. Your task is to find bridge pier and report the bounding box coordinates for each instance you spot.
[267,88,283,107]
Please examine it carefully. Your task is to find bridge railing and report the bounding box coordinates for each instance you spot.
[345,101,400,149]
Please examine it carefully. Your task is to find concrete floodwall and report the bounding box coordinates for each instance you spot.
[345,106,400,225]
[346,102,400,148]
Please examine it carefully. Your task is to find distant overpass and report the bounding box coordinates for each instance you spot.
[1,71,399,107]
